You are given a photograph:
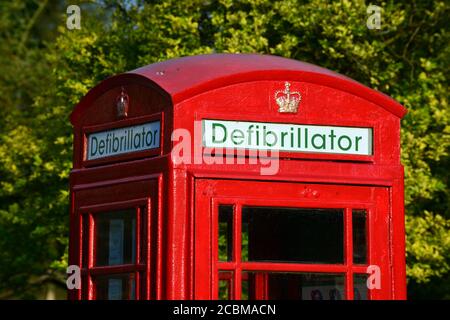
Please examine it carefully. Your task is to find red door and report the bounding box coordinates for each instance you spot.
[194,179,391,300]
[72,178,159,300]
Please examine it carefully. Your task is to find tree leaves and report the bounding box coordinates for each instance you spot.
[0,0,449,298]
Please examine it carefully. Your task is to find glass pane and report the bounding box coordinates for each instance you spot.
[218,206,233,261]
[82,215,89,268]
[242,207,344,264]
[95,273,136,300]
[95,209,136,266]
[218,271,233,300]
[353,209,367,264]
[241,278,249,300]
[218,280,229,300]
[242,216,249,262]
[81,274,89,299]
[138,206,146,264]
[353,274,369,300]
[242,272,345,300]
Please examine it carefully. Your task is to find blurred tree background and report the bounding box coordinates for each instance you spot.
[0,0,448,299]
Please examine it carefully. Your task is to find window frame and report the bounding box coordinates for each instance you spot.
[79,198,151,300]
[195,179,390,300]
[213,199,372,300]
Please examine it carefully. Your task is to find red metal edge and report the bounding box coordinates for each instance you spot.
[165,70,407,119]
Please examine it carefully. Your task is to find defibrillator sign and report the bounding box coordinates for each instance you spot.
[202,119,372,156]
[87,121,160,160]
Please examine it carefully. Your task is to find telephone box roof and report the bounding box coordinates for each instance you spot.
[70,53,407,124]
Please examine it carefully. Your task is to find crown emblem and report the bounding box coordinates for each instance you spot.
[275,82,301,113]
[116,86,129,119]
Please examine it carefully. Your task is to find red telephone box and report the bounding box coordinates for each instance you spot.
[69,53,407,300]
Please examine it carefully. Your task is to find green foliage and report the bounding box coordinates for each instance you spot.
[0,0,448,298]
[406,212,450,280]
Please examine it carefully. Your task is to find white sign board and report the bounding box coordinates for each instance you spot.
[87,121,160,160]
[202,120,372,156]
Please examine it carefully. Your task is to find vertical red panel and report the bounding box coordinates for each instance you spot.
[145,199,151,300]
[233,204,242,300]
[87,213,95,300]
[194,180,213,298]
[345,208,354,300]
[391,178,407,299]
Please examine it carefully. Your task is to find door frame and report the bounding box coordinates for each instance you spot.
[194,178,391,300]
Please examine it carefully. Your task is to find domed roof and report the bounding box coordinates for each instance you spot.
[70,53,406,124]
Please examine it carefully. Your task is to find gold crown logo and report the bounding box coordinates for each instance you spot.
[275,82,301,113]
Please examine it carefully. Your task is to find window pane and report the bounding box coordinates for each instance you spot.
[218,206,233,261]
[241,277,249,300]
[353,274,369,300]
[243,272,345,300]
[95,273,136,300]
[242,216,249,262]
[218,271,233,300]
[81,274,89,299]
[95,209,136,266]
[218,280,229,300]
[242,207,344,264]
[138,206,146,264]
[82,215,89,268]
[353,209,367,264]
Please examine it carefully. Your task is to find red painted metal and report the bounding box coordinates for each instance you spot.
[345,207,354,300]
[195,180,391,300]
[70,53,406,125]
[69,53,407,300]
